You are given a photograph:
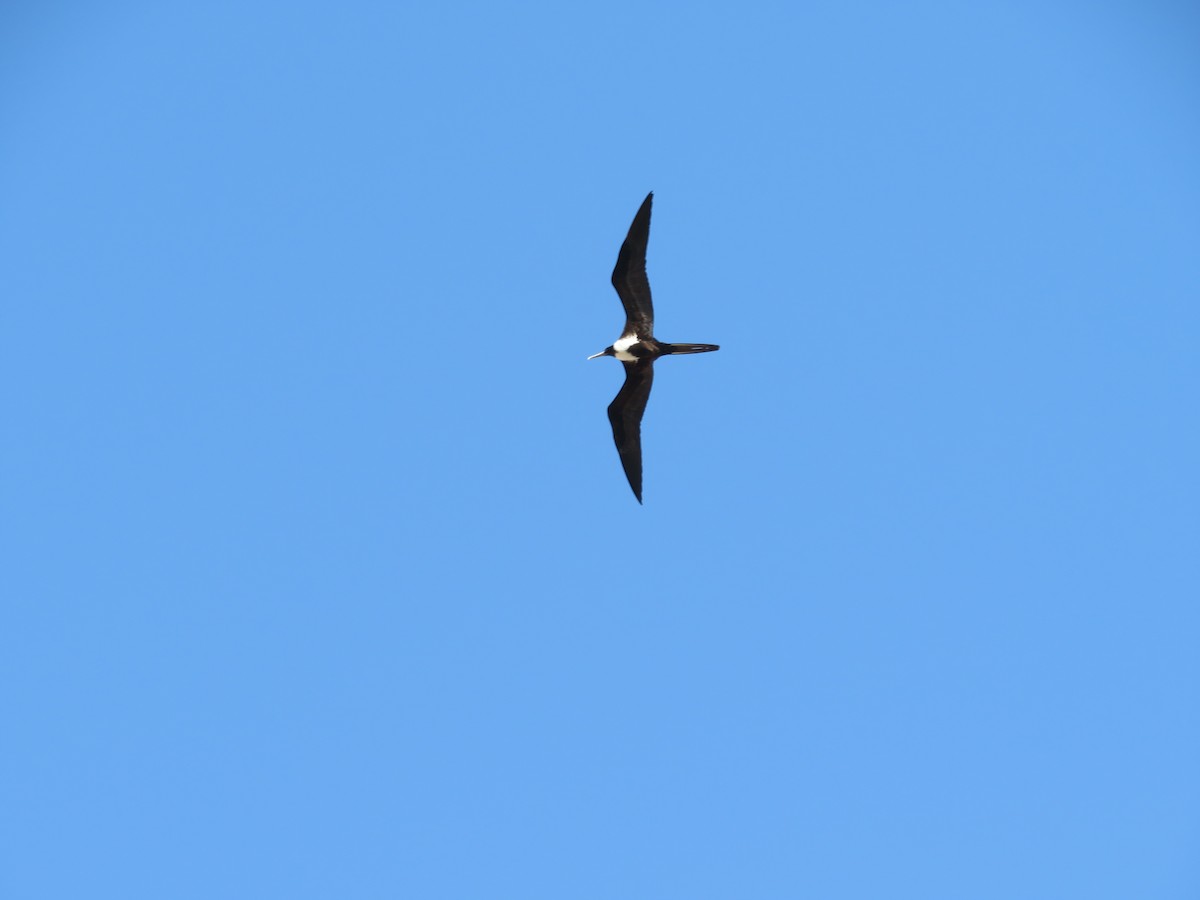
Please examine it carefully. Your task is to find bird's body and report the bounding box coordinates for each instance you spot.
[589,193,719,503]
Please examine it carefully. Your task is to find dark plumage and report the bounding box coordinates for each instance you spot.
[589,193,719,503]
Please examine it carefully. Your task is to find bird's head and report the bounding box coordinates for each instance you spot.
[587,346,614,360]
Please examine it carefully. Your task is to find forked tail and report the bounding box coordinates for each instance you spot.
[661,343,720,355]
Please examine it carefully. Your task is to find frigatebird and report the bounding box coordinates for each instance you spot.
[589,192,719,503]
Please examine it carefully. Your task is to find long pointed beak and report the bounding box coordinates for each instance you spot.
[586,350,606,360]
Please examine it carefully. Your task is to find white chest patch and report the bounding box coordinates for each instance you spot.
[613,334,640,362]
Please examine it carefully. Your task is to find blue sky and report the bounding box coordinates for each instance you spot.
[2,1,1198,897]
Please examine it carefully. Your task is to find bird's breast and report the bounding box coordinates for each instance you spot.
[612,334,642,362]
[612,334,658,362]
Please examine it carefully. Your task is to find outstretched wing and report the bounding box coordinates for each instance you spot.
[611,192,655,339]
[606,360,654,504]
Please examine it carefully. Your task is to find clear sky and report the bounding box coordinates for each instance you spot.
[2,1,1198,897]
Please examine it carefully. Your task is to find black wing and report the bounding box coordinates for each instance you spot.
[611,192,655,339]
[606,360,654,504]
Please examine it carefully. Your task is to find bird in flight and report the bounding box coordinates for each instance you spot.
[589,192,719,503]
